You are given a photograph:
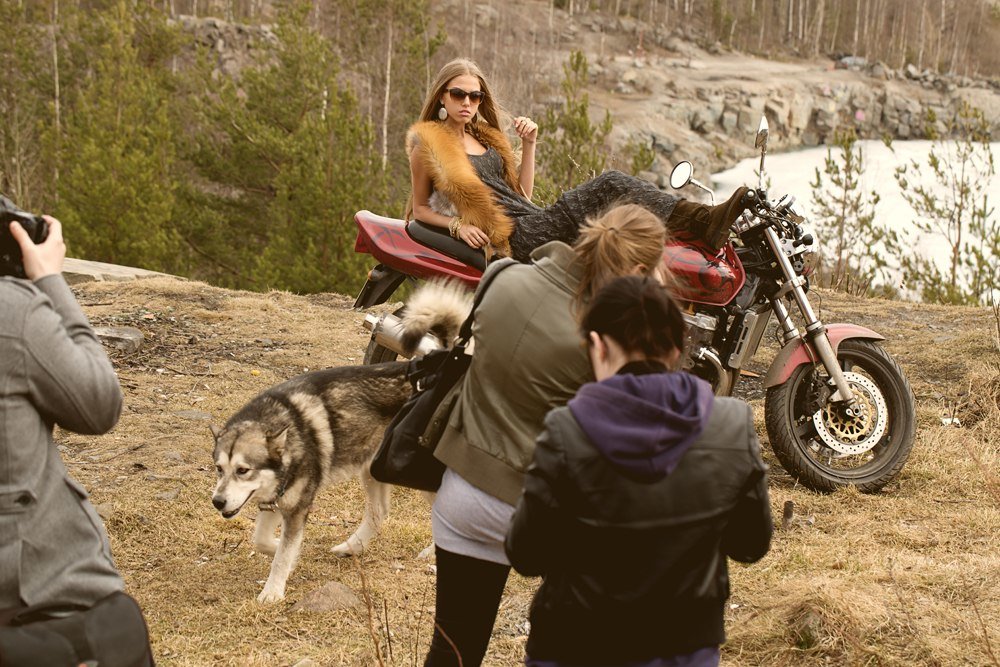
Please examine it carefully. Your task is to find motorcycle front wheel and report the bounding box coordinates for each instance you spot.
[764,339,916,493]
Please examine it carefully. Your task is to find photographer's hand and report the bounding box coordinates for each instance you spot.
[10,216,65,280]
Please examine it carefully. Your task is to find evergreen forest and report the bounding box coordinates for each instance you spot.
[0,0,997,296]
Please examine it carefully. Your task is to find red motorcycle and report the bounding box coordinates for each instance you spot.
[353,117,916,493]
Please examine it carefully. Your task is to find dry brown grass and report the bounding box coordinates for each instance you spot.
[62,278,999,666]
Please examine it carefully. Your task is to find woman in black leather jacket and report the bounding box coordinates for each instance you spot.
[505,276,773,667]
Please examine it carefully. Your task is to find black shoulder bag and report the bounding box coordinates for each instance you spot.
[0,591,155,666]
[370,258,517,492]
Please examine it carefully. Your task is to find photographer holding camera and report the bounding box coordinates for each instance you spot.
[0,201,154,666]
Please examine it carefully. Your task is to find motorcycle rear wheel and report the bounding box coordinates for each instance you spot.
[362,306,407,365]
[764,339,916,493]
[363,339,399,364]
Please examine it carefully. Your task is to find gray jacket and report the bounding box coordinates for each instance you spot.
[0,274,124,609]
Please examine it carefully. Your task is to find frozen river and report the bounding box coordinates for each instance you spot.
[711,140,1000,297]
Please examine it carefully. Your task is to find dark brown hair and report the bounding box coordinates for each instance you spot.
[580,275,686,360]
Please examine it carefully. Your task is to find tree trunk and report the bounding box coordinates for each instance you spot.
[917,0,926,70]
[798,0,806,43]
[381,21,393,172]
[853,0,861,54]
[51,0,61,201]
[934,0,945,71]
[812,0,826,57]
[828,2,840,53]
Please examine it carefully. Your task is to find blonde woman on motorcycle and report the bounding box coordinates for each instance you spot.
[407,57,750,262]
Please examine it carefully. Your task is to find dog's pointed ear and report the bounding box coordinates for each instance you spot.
[265,426,288,456]
[209,424,223,441]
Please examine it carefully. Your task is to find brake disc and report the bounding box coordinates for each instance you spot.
[811,372,888,456]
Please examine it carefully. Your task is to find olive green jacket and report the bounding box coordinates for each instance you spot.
[434,242,594,505]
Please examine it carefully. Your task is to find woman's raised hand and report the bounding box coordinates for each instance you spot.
[10,215,65,280]
[514,116,538,145]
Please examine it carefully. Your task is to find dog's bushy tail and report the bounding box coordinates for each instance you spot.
[400,279,473,355]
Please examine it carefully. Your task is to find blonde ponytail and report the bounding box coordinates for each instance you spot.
[572,203,668,312]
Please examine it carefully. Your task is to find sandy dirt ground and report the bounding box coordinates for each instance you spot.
[52,274,999,666]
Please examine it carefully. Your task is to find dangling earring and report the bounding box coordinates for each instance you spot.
[438,106,448,121]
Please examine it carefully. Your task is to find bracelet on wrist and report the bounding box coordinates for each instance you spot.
[448,216,463,239]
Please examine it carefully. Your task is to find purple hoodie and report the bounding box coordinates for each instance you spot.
[567,362,715,482]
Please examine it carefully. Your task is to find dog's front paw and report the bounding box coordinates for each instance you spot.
[254,539,280,557]
[331,537,364,558]
[257,585,285,604]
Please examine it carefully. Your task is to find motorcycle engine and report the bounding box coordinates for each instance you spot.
[681,312,718,370]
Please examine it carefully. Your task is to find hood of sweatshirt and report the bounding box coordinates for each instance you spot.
[567,364,715,482]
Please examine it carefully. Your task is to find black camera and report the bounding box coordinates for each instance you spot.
[0,195,49,279]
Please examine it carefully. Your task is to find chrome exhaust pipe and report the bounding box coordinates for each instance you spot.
[363,313,444,358]
[694,347,732,396]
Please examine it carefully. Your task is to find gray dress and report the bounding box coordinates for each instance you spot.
[470,148,680,262]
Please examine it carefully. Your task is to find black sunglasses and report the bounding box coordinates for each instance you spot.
[446,87,485,103]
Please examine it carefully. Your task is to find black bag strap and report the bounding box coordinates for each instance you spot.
[456,257,518,343]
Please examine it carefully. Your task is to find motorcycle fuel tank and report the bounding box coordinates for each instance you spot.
[662,238,745,306]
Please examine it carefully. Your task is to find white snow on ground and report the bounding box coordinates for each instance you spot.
[710,140,1000,297]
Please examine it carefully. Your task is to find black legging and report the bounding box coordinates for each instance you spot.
[424,547,512,667]
[509,170,681,262]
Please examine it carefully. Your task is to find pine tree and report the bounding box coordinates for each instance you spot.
[0,3,53,209]
[52,2,182,272]
[329,0,444,194]
[892,102,997,305]
[180,2,387,294]
[534,51,613,206]
[808,128,891,294]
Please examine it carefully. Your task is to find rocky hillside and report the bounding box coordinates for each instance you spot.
[175,6,1000,180]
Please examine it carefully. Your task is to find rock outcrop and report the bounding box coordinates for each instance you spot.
[588,47,999,177]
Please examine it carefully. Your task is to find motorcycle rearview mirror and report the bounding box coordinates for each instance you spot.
[755,115,769,192]
[669,161,693,189]
[754,116,769,150]
[669,160,716,204]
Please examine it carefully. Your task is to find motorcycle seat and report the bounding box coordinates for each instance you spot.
[407,220,487,272]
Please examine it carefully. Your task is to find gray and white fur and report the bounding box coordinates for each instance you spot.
[211,292,471,603]
[399,278,474,355]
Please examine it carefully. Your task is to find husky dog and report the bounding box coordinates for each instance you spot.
[211,282,473,603]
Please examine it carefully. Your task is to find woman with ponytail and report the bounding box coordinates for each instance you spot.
[407,58,751,262]
[422,204,667,667]
[505,276,774,667]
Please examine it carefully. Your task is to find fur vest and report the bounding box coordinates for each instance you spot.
[406,120,523,256]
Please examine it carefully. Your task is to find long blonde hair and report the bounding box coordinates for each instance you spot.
[572,203,668,310]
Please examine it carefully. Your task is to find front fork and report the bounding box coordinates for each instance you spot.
[763,227,857,408]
